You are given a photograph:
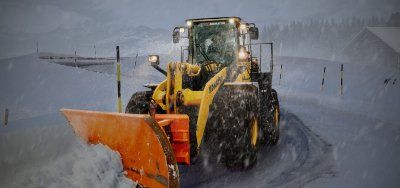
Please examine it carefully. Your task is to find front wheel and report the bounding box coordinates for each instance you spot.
[206,88,260,169]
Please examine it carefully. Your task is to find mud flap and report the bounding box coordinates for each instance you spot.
[61,109,179,188]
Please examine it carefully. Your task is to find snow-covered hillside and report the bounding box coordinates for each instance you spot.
[273,56,400,123]
[274,57,400,187]
[0,25,173,59]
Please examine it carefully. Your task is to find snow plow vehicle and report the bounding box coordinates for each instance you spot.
[61,17,280,188]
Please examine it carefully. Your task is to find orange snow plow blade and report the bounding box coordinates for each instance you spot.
[60,109,179,188]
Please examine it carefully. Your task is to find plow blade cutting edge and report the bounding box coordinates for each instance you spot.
[60,109,179,188]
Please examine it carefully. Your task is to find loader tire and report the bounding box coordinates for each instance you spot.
[268,89,280,146]
[259,89,280,146]
[125,91,152,114]
[206,88,260,169]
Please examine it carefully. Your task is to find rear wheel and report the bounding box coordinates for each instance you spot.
[259,88,280,146]
[268,89,280,145]
[205,88,260,169]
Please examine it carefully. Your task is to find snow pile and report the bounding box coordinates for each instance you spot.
[0,115,135,187]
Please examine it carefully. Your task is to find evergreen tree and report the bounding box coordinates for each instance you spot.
[261,13,397,59]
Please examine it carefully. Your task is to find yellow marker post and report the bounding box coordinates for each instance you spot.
[116,46,122,113]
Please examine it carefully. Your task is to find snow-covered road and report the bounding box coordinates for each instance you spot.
[283,95,400,188]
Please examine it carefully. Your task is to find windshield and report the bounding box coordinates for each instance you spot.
[192,23,238,65]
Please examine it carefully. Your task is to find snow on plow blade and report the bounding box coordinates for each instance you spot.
[60,109,179,188]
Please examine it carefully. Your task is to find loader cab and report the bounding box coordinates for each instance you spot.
[173,17,259,68]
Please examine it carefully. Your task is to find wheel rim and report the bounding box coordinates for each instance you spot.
[274,106,279,128]
[251,117,258,147]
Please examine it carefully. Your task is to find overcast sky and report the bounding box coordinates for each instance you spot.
[1,0,399,34]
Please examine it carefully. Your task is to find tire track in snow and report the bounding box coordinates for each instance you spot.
[179,109,335,187]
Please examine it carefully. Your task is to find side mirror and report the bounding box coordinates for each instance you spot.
[249,27,259,40]
[173,27,180,43]
[148,55,167,76]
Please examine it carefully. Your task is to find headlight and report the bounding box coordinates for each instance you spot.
[179,27,185,33]
[148,55,159,66]
[240,24,247,33]
[238,49,249,60]
[186,20,193,27]
[229,18,235,24]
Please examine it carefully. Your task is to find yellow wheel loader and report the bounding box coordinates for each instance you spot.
[61,17,280,188]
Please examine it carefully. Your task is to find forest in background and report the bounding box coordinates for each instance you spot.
[261,12,400,60]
